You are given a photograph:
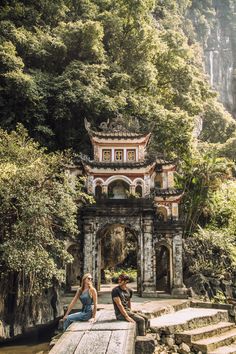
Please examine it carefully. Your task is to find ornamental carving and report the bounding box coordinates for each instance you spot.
[87,175,94,194]
[85,113,141,133]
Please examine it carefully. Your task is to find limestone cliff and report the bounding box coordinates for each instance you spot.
[187,0,236,117]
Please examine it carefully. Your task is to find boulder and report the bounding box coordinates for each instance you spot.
[135,335,155,354]
[179,342,191,354]
[164,336,175,348]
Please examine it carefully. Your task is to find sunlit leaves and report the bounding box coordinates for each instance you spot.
[0,125,90,294]
[200,101,236,143]
[0,0,232,157]
[177,151,232,236]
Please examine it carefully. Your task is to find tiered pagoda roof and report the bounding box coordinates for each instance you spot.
[87,130,146,139]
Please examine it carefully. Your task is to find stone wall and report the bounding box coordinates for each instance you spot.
[204,20,234,113]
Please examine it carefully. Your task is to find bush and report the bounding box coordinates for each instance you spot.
[104,268,137,284]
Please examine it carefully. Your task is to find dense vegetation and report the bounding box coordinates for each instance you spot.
[1,0,235,157]
[0,0,236,300]
[0,125,92,295]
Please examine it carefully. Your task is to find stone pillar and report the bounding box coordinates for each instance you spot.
[162,172,168,189]
[95,237,101,291]
[172,203,179,220]
[171,230,187,296]
[142,216,155,295]
[167,171,174,188]
[144,175,151,196]
[86,176,94,194]
[83,220,95,275]
[102,185,108,195]
[137,231,142,296]
[83,219,102,291]
[124,148,127,162]
[130,184,135,195]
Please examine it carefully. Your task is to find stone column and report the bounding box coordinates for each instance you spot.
[86,176,94,194]
[102,185,108,195]
[167,171,174,188]
[162,172,168,189]
[130,184,135,195]
[83,220,94,275]
[144,175,151,196]
[172,203,179,220]
[142,216,155,295]
[124,148,127,162]
[171,230,187,296]
[95,236,101,291]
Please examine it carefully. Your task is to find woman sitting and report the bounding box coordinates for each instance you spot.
[62,273,97,330]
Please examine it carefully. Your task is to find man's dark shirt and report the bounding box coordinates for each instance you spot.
[111,285,133,318]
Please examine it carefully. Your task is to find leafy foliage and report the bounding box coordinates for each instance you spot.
[0,0,236,300]
[208,181,236,236]
[1,0,234,159]
[177,150,233,236]
[0,125,92,294]
[200,101,236,144]
[184,229,233,277]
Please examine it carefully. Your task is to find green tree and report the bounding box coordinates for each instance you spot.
[177,150,232,236]
[200,101,236,144]
[0,0,231,159]
[0,124,91,294]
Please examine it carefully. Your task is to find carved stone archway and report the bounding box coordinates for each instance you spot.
[153,228,186,296]
[95,223,139,291]
[155,240,172,293]
[81,200,186,296]
[82,201,156,296]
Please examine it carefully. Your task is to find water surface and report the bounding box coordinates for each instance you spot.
[0,325,55,354]
[0,342,49,354]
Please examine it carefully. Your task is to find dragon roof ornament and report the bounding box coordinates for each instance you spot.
[85,113,141,134]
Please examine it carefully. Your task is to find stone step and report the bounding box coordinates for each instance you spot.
[208,343,236,354]
[192,328,236,352]
[135,299,190,319]
[150,308,229,334]
[175,322,236,344]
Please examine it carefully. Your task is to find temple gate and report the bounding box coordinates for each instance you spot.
[68,115,187,296]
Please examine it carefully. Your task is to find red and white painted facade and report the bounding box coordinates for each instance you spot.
[78,118,183,221]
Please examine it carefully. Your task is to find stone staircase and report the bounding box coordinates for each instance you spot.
[150,306,236,354]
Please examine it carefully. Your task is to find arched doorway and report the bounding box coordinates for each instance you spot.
[156,244,172,293]
[96,224,138,291]
[156,206,168,221]
[135,185,142,197]
[95,184,102,199]
[66,244,83,290]
[108,180,129,199]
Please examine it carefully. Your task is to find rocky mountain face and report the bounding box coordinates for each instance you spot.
[0,275,63,341]
[188,0,236,118]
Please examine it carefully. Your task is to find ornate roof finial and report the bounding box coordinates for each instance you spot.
[84,114,147,139]
[99,118,110,131]
[108,112,129,132]
[84,118,91,132]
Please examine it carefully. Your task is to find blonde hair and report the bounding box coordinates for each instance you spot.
[78,273,95,298]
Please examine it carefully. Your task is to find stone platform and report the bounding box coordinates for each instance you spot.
[60,285,236,353]
[49,310,135,354]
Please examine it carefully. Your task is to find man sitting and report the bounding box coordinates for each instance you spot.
[111,273,149,336]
